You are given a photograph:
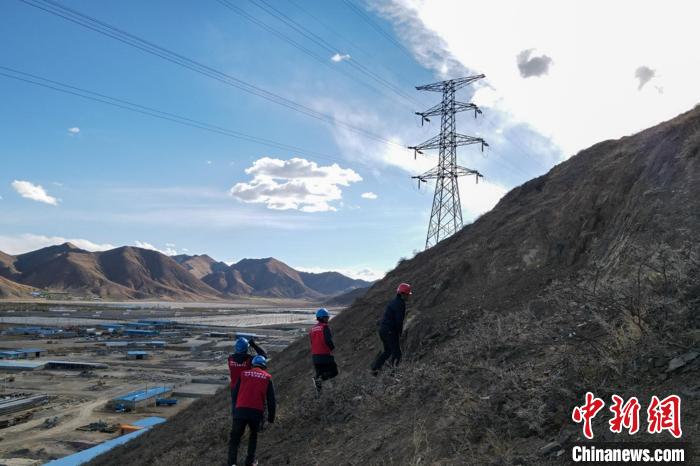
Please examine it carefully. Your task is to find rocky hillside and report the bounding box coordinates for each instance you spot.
[91,106,700,465]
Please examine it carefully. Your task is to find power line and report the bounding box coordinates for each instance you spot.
[0,64,428,199]
[17,0,405,149]
[0,65,346,164]
[215,0,414,112]
[340,0,415,61]
[246,0,421,107]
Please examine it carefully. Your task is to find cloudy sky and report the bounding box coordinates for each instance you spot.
[1,0,698,280]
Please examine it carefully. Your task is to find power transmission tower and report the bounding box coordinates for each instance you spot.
[409,75,488,249]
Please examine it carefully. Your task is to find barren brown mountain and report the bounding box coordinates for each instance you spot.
[0,275,36,298]
[0,250,20,280]
[0,246,371,301]
[201,258,372,298]
[91,106,700,465]
[299,270,372,296]
[172,254,228,279]
[226,258,322,299]
[202,267,254,296]
[0,244,222,300]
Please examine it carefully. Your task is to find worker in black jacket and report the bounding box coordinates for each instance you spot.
[371,283,412,374]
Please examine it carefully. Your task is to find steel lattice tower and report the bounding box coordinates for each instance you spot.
[409,75,488,249]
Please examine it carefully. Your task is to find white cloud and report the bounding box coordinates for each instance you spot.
[458,178,508,221]
[206,160,212,165]
[67,127,80,135]
[361,192,378,199]
[378,0,700,157]
[315,97,437,176]
[134,241,180,256]
[0,234,115,255]
[11,180,59,206]
[331,53,351,62]
[230,157,362,212]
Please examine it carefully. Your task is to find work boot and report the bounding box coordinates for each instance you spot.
[312,376,322,395]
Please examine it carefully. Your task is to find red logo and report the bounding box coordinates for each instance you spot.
[608,395,641,435]
[572,392,605,439]
[647,395,682,438]
[572,393,682,439]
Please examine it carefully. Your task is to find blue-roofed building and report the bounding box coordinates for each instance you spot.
[43,417,166,466]
[137,319,176,328]
[7,326,60,336]
[125,322,154,329]
[124,329,159,336]
[111,387,172,410]
[16,348,45,359]
[0,360,46,371]
[0,350,21,360]
[126,351,150,360]
[98,323,124,333]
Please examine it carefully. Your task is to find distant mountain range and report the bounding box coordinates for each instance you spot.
[0,243,372,301]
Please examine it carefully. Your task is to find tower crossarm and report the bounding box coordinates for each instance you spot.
[415,102,481,124]
[415,74,485,92]
[408,133,488,155]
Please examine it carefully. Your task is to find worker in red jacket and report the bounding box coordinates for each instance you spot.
[228,337,266,408]
[228,355,276,466]
[309,308,338,394]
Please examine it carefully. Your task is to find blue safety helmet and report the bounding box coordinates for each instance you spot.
[251,355,267,368]
[315,308,330,319]
[234,337,249,354]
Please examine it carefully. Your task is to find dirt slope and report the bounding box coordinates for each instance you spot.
[0,275,36,298]
[0,250,20,280]
[95,106,700,465]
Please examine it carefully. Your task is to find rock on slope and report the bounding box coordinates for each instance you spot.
[90,107,700,465]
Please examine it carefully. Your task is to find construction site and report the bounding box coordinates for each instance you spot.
[0,302,317,465]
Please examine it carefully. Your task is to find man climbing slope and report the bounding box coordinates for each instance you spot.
[228,355,276,466]
[228,337,266,408]
[371,283,412,375]
[309,308,338,393]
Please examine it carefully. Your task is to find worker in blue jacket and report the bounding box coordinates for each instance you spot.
[371,283,412,374]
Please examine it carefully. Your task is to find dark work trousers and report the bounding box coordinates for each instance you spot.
[313,359,339,380]
[371,329,401,371]
[228,417,260,466]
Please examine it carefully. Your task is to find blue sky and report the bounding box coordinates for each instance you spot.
[3,0,696,280]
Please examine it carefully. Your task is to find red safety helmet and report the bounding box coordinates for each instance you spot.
[396,283,412,295]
